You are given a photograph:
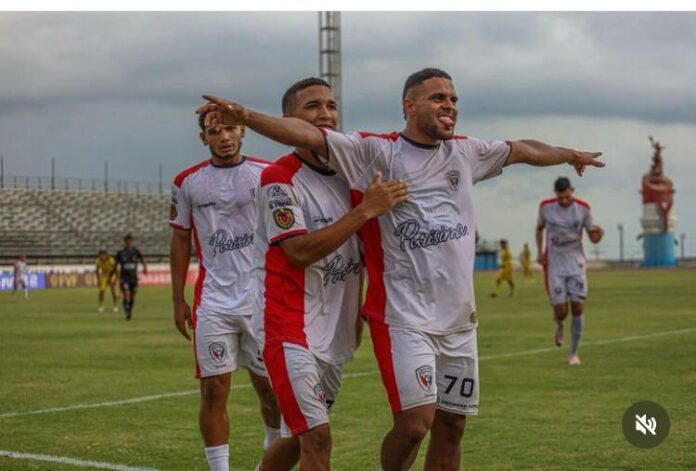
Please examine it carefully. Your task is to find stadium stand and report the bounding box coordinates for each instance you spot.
[0,188,170,262]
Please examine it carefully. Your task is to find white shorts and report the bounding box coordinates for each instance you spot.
[193,306,266,379]
[264,342,343,438]
[370,321,479,416]
[546,271,588,305]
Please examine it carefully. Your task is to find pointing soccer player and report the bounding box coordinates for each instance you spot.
[169,113,280,471]
[536,177,603,365]
[252,78,407,471]
[197,67,604,470]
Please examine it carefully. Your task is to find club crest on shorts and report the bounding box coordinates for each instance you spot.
[313,383,327,405]
[445,170,460,191]
[415,365,434,392]
[273,208,295,229]
[209,342,226,363]
[169,204,177,220]
[469,311,478,324]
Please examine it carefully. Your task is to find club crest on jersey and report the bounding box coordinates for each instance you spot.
[267,185,288,199]
[469,312,478,324]
[209,342,226,363]
[169,204,177,220]
[273,208,295,229]
[446,170,460,191]
[415,365,433,392]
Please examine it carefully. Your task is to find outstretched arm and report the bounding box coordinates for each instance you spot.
[280,173,408,268]
[505,140,605,177]
[196,95,326,156]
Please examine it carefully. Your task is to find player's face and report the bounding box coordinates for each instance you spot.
[200,121,244,160]
[556,188,574,208]
[404,77,458,141]
[99,252,107,261]
[124,238,133,249]
[288,85,338,130]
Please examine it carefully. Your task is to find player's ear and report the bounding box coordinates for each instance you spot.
[402,98,415,120]
[199,131,208,146]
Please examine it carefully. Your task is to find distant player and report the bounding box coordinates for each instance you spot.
[255,78,407,471]
[116,234,147,320]
[169,110,280,471]
[96,249,119,313]
[520,243,533,279]
[12,254,29,301]
[490,239,514,297]
[536,177,603,365]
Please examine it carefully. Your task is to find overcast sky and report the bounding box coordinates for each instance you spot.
[1,12,695,258]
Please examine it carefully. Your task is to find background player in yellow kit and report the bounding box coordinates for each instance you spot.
[96,249,119,313]
[520,243,533,279]
[491,239,515,297]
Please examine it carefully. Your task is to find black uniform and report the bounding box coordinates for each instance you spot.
[116,247,143,293]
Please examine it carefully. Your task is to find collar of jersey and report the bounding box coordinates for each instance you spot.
[292,152,336,176]
[399,133,440,150]
[210,156,246,168]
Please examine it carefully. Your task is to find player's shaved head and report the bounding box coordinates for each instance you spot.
[282,77,332,114]
[403,68,452,100]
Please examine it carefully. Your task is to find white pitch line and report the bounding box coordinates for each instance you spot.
[2,328,694,420]
[0,450,158,471]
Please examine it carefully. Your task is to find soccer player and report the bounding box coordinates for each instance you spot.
[197,67,604,470]
[12,254,29,301]
[96,249,119,313]
[116,234,147,320]
[169,111,280,471]
[536,177,603,365]
[520,242,533,279]
[254,78,408,471]
[490,239,514,297]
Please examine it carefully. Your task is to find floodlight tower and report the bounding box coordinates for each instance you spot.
[319,12,342,131]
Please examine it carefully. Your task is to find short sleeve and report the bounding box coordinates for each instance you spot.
[169,182,192,230]
[460,137,511,184]
[320,129,383,186]
[258,181,308,244]
[537,205,546,229]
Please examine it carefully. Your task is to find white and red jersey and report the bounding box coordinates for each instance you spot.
[321,130,510,334]
[254,153,362,365]
[537,197,594,276]
[170,156,269,315]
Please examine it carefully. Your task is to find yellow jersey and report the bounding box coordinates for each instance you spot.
[500,248,512,270]
[96,256,117,278]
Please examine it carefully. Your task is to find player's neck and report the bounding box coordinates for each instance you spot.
[210,152,243,167]
[294,148,331,171]
[401,124,440,148]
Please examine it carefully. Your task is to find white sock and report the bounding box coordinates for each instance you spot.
[263,425,280,450]
[204,444,229,471]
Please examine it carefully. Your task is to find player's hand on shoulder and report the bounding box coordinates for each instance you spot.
[173,300,193,341]
[360,172,409,219]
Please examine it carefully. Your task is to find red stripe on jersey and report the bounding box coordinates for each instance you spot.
[173,159,209,188]
[350,189,401,410]
[358,131,399,141]
[453,134,469,140]
[169,222,190,231]
[369,319,402,413]
[260,154,302,186]
[191,221,206,379]
[539,197,557,206]
[572,197,591,209]
[264,342,309,435]
[263,245,308,348]
[270,229,308,244]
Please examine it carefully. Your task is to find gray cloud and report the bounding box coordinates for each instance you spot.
[0,12,694,257]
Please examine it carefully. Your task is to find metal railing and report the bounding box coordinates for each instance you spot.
[0,174,165,194]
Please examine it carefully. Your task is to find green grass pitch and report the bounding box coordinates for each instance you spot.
[1,269,695,470]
